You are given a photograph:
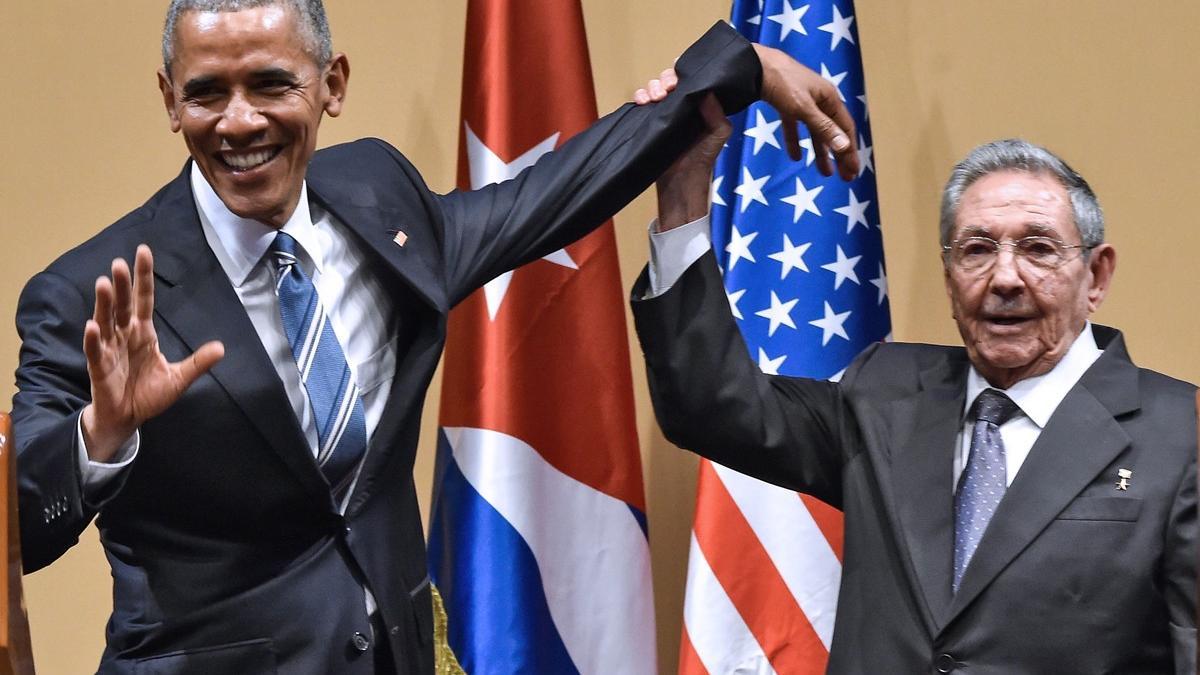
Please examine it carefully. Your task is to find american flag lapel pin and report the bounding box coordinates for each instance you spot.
[391,229,408,247]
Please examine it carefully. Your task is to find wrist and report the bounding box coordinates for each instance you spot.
[80,404,135,463]
[656,170,711,232]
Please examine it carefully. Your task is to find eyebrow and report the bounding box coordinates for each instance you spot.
[249,67,299,83]
[957,222,1061,239]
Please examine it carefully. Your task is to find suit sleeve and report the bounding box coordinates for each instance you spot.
[1163,447,1197,674]
[631,250,864,508]
[434,21,762,306]
[11,271,113,572]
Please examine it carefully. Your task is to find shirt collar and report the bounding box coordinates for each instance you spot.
[190,162,324,287]
[964,322,1103,428]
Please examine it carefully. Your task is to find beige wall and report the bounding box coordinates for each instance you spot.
[2,1,1197,672]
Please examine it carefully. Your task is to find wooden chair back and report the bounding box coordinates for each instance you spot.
[0,414,33,674]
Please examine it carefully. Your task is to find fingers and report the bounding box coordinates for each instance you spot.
[813,90,859,181]
[175,341,225,390]
[93,276,115,342]
[660,68,678,91]
[134,245,155,322]
[633,67,679,105]
[782,120,802,162]
[697,93,731,138]
[111,257,133,329]
[83,319,103,370]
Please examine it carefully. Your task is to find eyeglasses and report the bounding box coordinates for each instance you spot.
[942,236,1091,273]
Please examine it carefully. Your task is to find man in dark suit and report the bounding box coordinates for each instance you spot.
[632,125,1197,672]
[11,1,862,673]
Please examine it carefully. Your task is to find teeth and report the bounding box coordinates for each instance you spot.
[222,149,274,169]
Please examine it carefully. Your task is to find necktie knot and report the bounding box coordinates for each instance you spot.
[268,231,301,272]
[970,388,1019,426]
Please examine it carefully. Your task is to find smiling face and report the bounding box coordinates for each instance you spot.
[158,5,348,227]
[944,170,1116,388]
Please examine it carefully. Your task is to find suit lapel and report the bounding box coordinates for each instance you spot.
[306,174,449,514]
[945,328,1139,624]
[887,354,968,632]
[307,174,447,314]
[142,168,330,500]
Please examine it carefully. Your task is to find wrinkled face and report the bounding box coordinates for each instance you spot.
[944,170,1116,388]
[158,5,348,227]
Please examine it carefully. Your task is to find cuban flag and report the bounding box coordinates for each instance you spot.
[679,1,891,673]
[428,0,655,673]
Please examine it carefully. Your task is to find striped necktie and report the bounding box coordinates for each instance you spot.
[269,231,367,499]
[953,387,1019,592]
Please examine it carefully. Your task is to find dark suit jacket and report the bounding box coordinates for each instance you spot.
[11,23,760,674]
[633,252,1197,675]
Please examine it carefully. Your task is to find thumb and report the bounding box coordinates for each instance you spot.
[175,340,225,389]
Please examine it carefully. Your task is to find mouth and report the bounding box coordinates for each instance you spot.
[216,146,282,173]
[983,314,1035,329]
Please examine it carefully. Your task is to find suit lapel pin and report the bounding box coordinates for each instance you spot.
[391,229,408,248]
[1115,468,1132,491]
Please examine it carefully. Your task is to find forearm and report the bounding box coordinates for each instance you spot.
[631,252,846,503]
[436,21,761,303]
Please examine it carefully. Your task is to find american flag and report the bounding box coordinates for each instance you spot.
[680,1,890,673]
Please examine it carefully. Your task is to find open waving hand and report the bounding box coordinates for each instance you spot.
[80,245,224,461]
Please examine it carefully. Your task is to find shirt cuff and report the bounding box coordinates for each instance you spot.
[76,416,139,497]
[646,215,713,299]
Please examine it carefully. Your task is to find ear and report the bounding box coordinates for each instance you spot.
[1085,243,1117,312]
[322,53,350,118]
[157,68,182,133]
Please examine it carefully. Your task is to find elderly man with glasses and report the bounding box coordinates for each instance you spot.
[631,137,1197,673]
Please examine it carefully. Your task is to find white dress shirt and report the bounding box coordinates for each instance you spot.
[645,214,1104,492]
[80,164,397,513]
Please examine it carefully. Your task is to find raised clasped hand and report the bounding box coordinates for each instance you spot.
[80,245,224,462]
[633,44,860,181]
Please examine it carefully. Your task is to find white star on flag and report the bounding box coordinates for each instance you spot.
[798,137,816,167]
[870,263,889,305]
[727,288,746,320]
[768,1,810,40]
[809,301,852,345]
[780,177,823,222]
[744,109,782,155]
[725,226,758,271]
[735,167,771,213]
[755,291,800,337]
[465,124,576,320]
[818,5,856,50]
[821,245,862,289]
[747,0,764,25]
[768,234,813,279]
[757,348,788,375]
[834,188,871,233]
[857,134,874,177]
[711,175,727,207]
[819,63,848,102]
[857,93,869,120]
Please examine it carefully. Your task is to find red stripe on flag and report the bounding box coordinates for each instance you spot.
[438,0,645,510]
[799,494,845,562]
[692,462,829,674]
[678,625,710,675]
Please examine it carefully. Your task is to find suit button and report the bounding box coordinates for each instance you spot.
[935,653,957,673]
[390,626,401,636]
[350,631,370,653]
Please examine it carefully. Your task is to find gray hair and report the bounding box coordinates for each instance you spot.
[939,138,1104,250]
[162,0,332,77]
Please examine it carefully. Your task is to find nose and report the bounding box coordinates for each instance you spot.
[215,90,267,142]
[988,246,1025,297]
